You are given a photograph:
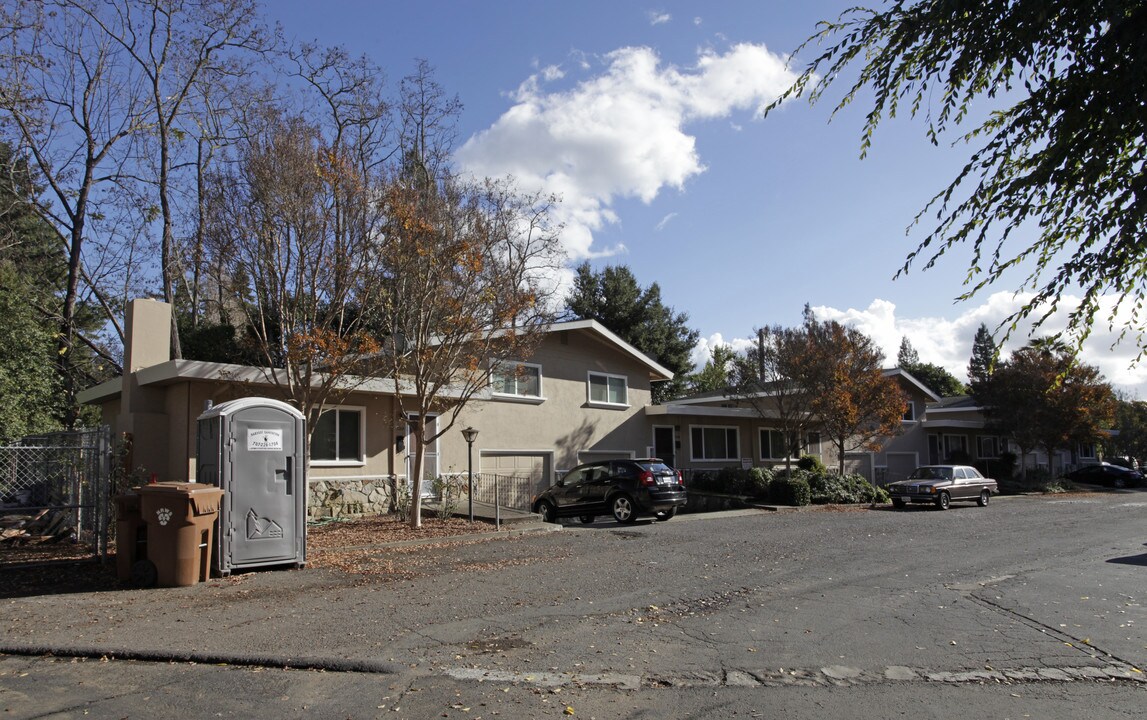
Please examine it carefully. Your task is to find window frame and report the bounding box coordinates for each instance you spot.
[759,428,788,461]
[690,425,740,462]
[310,405,365,466]
[902,401,916,422]
[587,371,629,408]
[491,360,544,403]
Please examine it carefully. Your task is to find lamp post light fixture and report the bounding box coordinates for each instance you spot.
[461,426,479,522]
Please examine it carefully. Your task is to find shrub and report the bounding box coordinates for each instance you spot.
[687,470,718,492]
[768,474,811,506]
[808,472,886,504]
[746,466,773,497]
[797,454,826,474]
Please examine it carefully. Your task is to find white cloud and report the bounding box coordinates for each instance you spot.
[655,212,677,231]
[693,294,1147,399]
[647,11,671,26]
[456,43,798,262]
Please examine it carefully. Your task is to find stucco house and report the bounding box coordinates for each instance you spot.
[78,299,674,517]
[656,367,1093,486]
[647,369,940,481]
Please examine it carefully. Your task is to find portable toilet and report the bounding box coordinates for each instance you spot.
[197,397,306,575]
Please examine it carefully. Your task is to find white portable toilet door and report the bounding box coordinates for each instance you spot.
[406,414,439,498]
[229,407,299,566]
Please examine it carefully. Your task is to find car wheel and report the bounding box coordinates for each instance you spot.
[654,507,677,521]
[891,498,906,509]
[977,489,990,507]
[578,515,595,524]
[936,491,951,510]
[536,501,558,523]
[611,494,637,524]
[1113,477,1126,489]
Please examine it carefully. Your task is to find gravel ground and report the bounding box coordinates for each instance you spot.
[0,514,498,598]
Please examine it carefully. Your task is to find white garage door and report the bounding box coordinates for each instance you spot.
[480,452,550,510]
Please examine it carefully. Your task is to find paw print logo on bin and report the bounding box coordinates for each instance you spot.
[156,507,173,526]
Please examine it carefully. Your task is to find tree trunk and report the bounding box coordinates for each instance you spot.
[408,415,424,528]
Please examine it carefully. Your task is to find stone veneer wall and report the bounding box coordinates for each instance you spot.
[308,476,395,519]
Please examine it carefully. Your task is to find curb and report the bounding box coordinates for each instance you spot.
[0,643,402,674]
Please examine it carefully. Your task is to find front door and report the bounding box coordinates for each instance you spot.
[406,414,439,497]
[653,426,676,467]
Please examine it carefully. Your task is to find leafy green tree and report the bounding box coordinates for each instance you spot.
[967,323,997,396]
[0,141,69,437]
[564,262,700,403]
[978,340,1115,478]
[897,337,920,367]
[1108,395,1147,465]
[776,1,1147,354]
[688,343,735,394]
[897,337,964,396]
[902,363,965,398]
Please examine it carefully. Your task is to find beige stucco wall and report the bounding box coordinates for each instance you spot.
[441,329,660,482]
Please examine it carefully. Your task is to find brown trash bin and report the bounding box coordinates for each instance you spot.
[113,491,146,582]
[137,482,225,587]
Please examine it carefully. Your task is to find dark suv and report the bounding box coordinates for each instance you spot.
[532,458,687,524]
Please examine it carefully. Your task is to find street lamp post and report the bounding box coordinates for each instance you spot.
[462,426,479,522]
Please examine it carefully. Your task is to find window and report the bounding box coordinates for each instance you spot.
[492,361,542,399]
[1078,443,1096,459]
[804,431,822,456]
[588,372,628,406]
[311,407,363,463]
[977,436,1006,459]
[760,429,788,460]
[903,401,916,422]
[691,426,740,461]
[943,434,968,461]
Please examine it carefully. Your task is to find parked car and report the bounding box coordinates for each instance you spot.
[887,465,998,510]
[1064,463,1144,488]
[531,458,687,524]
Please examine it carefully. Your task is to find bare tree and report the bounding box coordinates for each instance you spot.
[71,0,268,358]
[729,325,819,476]
[377,172,564,528]
[204,108,389,433]
[0,0,150,427]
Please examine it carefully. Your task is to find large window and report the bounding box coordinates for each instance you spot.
[588,372,628,406]
[491,361,542,399]
[760,429,787,460]
[691,426,740,461]
[943,434,968,461]
[311,407,363,463]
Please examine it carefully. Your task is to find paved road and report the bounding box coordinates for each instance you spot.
[2,492,1145,718]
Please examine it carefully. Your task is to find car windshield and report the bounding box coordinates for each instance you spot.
[910,467,953,481]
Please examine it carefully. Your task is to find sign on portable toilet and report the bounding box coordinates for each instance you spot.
[197,397,306,575]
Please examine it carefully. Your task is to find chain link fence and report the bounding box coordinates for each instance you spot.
[0,427,113,561]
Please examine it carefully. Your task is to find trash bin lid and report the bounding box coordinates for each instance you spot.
[137,481,221,495]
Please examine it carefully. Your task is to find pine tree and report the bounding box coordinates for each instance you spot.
[968,323,997,397]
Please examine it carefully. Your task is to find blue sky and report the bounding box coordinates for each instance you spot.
[271,0,1145,397]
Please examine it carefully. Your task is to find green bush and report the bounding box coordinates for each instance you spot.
[797,454,826,474]
[768,474,811,506]
[808,472,886,504]
[747,466,773,497]
[687,467,773,497]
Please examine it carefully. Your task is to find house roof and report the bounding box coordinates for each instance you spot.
[548,319,674,382]
[77,318,673,405]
